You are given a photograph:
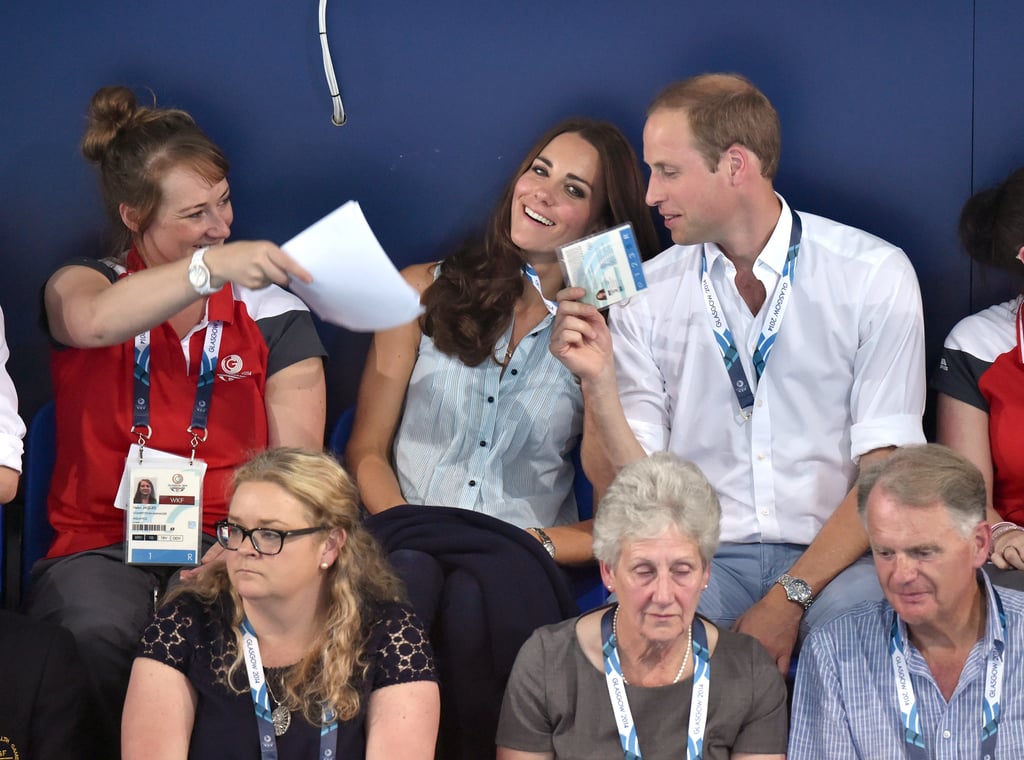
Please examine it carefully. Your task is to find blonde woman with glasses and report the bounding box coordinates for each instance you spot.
[122,448,439,759]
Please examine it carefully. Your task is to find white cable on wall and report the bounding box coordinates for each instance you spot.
[319,0,347,126]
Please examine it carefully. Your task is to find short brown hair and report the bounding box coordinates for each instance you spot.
[648,73,781,179]
[856,444,986,537]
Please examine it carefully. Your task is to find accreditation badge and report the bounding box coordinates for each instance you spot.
[124,462,206,566]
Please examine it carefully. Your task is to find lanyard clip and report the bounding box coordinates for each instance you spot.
[187,426,208,465]
[131,425,152,461]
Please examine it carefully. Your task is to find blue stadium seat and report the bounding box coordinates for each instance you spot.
[22,400,56,596]
[565,442,608,612]
[327,405,356,460]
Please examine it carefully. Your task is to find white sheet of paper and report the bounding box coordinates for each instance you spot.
[283,201,423,331]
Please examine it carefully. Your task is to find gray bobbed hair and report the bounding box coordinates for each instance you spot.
[593,452,721,567]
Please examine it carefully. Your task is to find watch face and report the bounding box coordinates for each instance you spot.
[790,582,811,602]
[782,576,811,603]
[189,263,209,289]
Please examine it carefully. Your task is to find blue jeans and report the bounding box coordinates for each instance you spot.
[696,542,882,646]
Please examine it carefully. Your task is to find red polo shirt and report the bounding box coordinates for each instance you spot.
[47,251,324,557]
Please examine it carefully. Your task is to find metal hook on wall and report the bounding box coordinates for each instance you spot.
[319,0,347,126]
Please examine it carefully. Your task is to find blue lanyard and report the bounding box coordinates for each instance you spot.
[600,605,711,759]
[521,263,559,316]
[699,209,801,414]
[241,618,339,760]
[132,321,223,459]
[888,586,1006,760]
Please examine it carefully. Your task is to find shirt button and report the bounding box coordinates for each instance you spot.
[942,730,951,739]
[761,509,769,516]
[468,480,477,487]
[758,452,767,460]
[510,369,518,376]
[479,440,487,447]
[487,396,495,403]
[756,399,763,407]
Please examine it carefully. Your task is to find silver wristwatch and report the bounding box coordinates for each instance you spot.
[531,527,556,559]
[776,573,814,610]
[187,247,219,296]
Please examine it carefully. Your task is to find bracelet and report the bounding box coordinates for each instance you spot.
[991,521,1024,542]
[990,523,1024,560]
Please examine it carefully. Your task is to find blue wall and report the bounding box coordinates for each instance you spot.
[1,0,1021,433]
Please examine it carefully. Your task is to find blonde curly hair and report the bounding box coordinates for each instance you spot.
[177,447,404,725]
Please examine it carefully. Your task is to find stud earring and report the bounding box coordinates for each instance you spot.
[320,562,330,570]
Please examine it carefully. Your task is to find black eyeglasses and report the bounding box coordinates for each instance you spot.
[215,520,327,556]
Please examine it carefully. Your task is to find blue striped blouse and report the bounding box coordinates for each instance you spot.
[394,311,583,529]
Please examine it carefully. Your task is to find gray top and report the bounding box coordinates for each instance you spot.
[497,611,788,759]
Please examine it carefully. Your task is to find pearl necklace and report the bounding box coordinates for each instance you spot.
[612,605,692,686]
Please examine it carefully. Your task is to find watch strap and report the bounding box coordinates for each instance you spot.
[531,527,556,559]
[188,247,219,296]
[776,573,814,610]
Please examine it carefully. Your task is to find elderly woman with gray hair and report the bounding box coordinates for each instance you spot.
[496,453,788,760]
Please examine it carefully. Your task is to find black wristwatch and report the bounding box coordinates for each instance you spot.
[776,573,814,611]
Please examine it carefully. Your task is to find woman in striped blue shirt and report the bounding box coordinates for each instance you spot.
[347,117,658,560]
[346,117,659,759]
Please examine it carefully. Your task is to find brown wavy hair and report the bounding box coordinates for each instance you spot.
[420,117,661,366]
[81,85,229,254]
[172,448,405,726]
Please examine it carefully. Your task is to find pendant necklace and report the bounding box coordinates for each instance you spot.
[265,673,291,736]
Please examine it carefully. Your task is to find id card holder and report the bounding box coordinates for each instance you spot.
[124,461,206,566]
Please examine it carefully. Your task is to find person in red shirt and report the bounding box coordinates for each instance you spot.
[934,166,1024,583]
[26,84,326,758]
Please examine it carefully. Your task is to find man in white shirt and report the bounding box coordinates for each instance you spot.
[550,73,926,672]
[0,306,25,503]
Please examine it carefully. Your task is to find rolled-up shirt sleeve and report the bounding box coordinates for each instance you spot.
[0,306,26,473]
[848,249,927,460]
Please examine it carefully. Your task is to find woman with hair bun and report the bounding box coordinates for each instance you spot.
[934,166,1024,577]
[26,85,326,757]
[123,448,439,759]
